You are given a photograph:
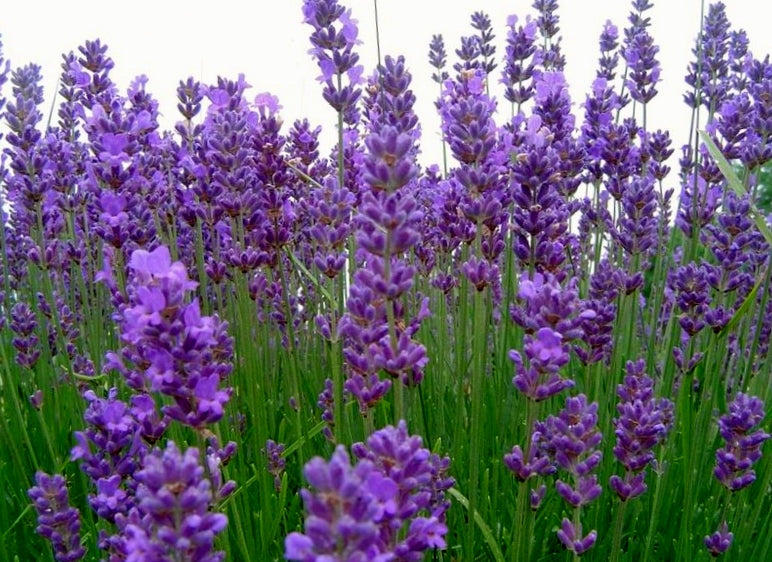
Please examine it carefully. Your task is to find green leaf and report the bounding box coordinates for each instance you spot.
[285,250,333,305]
[699,131,772,246]
[447,487,505,562]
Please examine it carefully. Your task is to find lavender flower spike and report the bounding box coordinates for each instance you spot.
[285,446,395,561]
[557,518,597,555]
[610,359,674,501]
[121,441,227,561]
[287,422,452,560]
[714,393,770,491]
[704,521,733,557]
[28,472,86,562]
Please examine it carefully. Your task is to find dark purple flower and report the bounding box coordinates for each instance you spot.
[438,68,497,166]
[10,301,41,368]
[557,518,597,555]
[285,446,395,561]
[676,172,722,237]
[610,359,674,500]
[71,388,145,522]
[470,11,497,74]
[612,172,659,266]
[107,245,234,429]
[340,56,427,410]
[504,428,556,482]
[28,472,86,562]
[317,378,336,441]
[684,2,732,111]
[597,20,620,80]
[533,0,565,70]
[713,393,769,492]
[670,262,711,338]
[704,521,733,557]
[540,394,603,502]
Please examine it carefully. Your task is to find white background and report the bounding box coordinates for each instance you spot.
[2,1,770,171]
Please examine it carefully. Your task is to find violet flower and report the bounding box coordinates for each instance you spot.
[597,20,620,81]
[28,472,86,562]
[510,272,593,401]
[264,439,287,492]
[316,378,336,441]
[70,388,146,523]
[684,2,732,112]
[339,55,427,411]
[539,394,602,554]
[106,245,234,429]
[713,393,770,492]
[118,441,228,562]
[532,0,565,70]
[286,422,452,561]
[704,521,733,557]
[610,359,674,500]
[303,0,363,125]
[453,35,482,77]
[351,421,454,524]
[470,11,497,75]
[438,68,497,166]
[623,27,661,105]
[285,446,394,561]
[669,262,711,339]
[676,172,722,238]
[10,301,41,368]
[557,518,597,556]
[501,14,538,109]
[510,114,574,275]
[575,259,622,365]
[428,34,449,85]
[612,172,659,271]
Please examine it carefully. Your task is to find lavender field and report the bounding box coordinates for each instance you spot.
[1,0,771,560]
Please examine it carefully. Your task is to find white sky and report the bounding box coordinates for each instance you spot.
[2,1,771,172]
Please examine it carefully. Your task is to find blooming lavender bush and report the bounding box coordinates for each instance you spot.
[0,0,770,560]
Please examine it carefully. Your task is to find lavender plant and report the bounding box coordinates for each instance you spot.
[0,1,770,561]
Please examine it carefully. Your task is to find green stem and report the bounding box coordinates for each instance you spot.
[610,499,628,562]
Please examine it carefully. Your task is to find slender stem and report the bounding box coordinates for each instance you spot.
[610,499,628,562]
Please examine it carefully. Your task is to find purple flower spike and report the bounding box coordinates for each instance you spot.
[714,393,770,492]
[624,27,660,104]
[28,472,86,562]
[501,14,538,107]
[10,301,41,368]
[303,0,363,124]
[108,245,234,429]
[121,442,228,562]
[610,359,674,501]
[285,446,393,561]
[428,35,449,84]
[264,439,287,491]
[537,395,602,555]
[287,422,452,560]
[704,521,733,557]
[556,518,597,555]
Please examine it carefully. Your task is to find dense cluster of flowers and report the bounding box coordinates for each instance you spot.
[105,245,234,429]
[0,0,770,560]
[285,421,453,560]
